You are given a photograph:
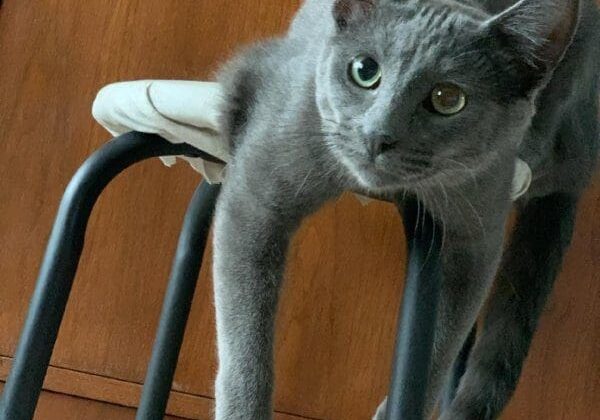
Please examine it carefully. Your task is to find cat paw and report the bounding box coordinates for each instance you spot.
[439,404,494,420]
[439,410,469,420]
[372,397,387,420]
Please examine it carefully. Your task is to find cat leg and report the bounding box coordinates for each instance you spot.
[440,193,578,420]
[212,154,338,420]
[439,324,478,412]
[374,205,510,420]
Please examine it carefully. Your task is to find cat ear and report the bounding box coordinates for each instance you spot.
[485,0,580,71]
[333,0,376,30]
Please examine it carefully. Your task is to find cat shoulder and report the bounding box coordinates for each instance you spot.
[216,39,286,146]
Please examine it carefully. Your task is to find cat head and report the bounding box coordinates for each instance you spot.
[315,0,580,191]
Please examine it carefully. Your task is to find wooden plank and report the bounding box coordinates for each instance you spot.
[0,383,187,420]
[0,356,210,419]
[0,356,315,420]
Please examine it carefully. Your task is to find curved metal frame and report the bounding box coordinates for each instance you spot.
[136,180,220,420]
[0,132,217,420]
[0,131,469,420]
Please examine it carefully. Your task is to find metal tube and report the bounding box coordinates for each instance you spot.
[136,181,220,420]
[385,199,444,420]
[0,132,204,420]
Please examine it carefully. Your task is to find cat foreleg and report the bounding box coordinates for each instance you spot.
[212,151,338,420]
[440,193,578,420]
[375,202,510,420]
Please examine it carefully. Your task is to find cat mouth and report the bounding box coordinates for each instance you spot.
[354,161,430,190]
[333,141,432,190]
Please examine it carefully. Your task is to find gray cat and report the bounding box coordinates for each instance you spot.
[211,0,600,418]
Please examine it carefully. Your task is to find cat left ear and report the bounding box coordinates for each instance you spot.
[484,0,580,71]
[333,0,376,30]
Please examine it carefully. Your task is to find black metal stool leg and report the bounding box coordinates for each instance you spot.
[0,132,205,420]
[385,199,444,420]
[136,181,220,420]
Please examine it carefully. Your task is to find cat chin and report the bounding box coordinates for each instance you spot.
[333,147,418,193]
[350,164,407,194]
[350,164,446,199]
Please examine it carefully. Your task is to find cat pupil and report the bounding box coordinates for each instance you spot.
[358,57,378,81]
[349,55,381,89]
[436,88,458,107]
[430,83,466,115]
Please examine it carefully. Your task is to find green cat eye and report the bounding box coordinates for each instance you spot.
[349,55,381,89]
[430,83,466,115]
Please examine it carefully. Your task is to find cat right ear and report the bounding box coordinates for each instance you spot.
[484,0,581,72]
[333,0,376,30]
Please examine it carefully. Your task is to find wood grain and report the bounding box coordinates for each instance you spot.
[0,356,314,420]
[0,383,309,420]
[0,1,598,419]
[0,383,188,420]
[0,356,216,419]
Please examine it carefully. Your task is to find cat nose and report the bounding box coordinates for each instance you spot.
[366,133,397,158]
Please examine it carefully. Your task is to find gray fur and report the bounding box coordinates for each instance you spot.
[212,0,600,418]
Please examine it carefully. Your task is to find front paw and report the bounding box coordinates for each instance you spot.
[439,403,494,420]
[372,397,387,420]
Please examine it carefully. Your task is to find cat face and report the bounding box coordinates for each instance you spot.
[315,0,579,191]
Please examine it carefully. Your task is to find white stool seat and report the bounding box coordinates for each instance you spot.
[92,80,229,183]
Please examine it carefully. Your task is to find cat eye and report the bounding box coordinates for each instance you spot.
[430,83,466,115]
[349,55,381,89]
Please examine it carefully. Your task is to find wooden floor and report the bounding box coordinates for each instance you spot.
[0,0,599,419]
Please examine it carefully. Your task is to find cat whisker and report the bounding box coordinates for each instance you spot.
[448,182,486,239]
[294,167,314,199]
[413,187,421,238]
[430,167,480,239]
[435,178,449,252]
[422,187,438,267]
[441,157,479,186]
